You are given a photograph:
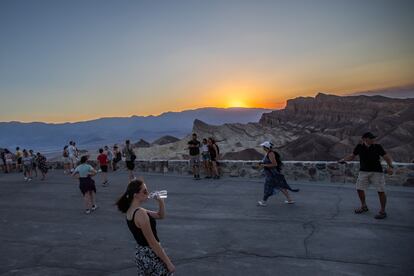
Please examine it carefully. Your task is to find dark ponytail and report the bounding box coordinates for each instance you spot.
[116,179,144,213]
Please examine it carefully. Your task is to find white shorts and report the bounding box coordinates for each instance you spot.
[356,171,386,192]
[69,155,78,164]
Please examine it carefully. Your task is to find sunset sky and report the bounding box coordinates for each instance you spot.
[0,0,413,123]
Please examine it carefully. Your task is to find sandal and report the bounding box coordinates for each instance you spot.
[354,206,369,214]
[374,212,387,219]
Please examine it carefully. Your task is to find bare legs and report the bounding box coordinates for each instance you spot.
[64,163,71,174]
[101,171,108,185]
[40,171,46,180]
[83,191,96,213]
[378,191,387,213]
[203,160,211,178]
[211,161,219,179]
[280,189,293,202]
[357,189,367,208]
[128,170,135,182]
[355,189,387,217]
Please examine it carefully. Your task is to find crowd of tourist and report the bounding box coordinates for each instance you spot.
[0,147,48,180]
[1,131,396,275]
[188,133,220,180]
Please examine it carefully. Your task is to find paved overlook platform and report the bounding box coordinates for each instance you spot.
[0,170,413,276]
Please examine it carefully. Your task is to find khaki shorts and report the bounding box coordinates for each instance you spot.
[356,171,386,192]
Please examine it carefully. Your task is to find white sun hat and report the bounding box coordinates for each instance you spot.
[260,141,273,149]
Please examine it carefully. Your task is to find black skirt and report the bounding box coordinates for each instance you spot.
[79,177,96,195]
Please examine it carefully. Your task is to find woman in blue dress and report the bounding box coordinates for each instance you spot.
[257,141,299,207]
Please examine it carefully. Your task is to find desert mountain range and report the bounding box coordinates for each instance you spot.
[0,107,270,151]
[136,93,414,162]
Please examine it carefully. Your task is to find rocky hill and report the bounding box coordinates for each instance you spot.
[134,139,150,148]
[257,94,414,161]
[152,135,180,146]
[136,93,414,162]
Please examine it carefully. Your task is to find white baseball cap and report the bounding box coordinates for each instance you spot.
[260,141,273,149]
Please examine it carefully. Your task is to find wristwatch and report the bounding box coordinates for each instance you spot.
[388,165,394,169]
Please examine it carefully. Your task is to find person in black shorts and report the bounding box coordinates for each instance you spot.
[208,137,220,179]
[72,156,98,214]
[188,133,201,180]
[112,145,122,171]
[123,140,136,182]
[0,149,6,173]
[16,147,23,172]
[339,132,394,219]
[97,148,109,186]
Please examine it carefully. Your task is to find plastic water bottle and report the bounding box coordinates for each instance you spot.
[148,190,168,199]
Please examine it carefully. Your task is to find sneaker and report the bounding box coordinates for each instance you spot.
[257,200,267,207]
[374,212,387,219]
[85,209,91,214]
[28,178,32,182]
[284,200,295,204]
[102,181,108,186]
[24,177,28,181]
[91,205,98,211]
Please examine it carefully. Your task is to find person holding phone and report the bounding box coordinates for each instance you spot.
[116,179,175,275]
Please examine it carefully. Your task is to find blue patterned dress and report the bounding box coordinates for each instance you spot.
[262,151,299,200]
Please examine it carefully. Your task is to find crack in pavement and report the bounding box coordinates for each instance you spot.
[302,221,317,258]
[173,248,397,268]
[0,265,111,276]
[327,184,343,221]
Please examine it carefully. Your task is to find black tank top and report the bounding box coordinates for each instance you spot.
[126,208,159,246]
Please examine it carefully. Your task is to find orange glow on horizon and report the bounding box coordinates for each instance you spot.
[226,99,249,108]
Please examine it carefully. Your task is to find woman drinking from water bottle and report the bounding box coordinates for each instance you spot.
[116,179,175,275]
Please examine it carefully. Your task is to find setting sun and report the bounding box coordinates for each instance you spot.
[227,100,249,108]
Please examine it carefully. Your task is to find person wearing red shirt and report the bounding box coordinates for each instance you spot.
[97,148,109,186]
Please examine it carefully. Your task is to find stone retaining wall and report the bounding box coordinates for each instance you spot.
[48,160,414,187]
